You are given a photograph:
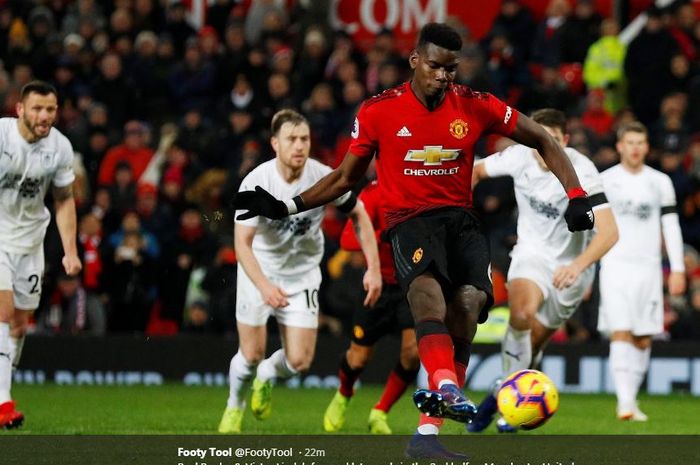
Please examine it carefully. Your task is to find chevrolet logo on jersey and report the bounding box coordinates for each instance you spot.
[404,146,461,166]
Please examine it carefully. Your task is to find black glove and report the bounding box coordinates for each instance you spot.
[564,196,595,232]
[232,186,288,220]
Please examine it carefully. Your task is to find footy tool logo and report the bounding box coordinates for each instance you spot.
[412,248,423,264]
[449,119,468,139]
[404,146,460,166]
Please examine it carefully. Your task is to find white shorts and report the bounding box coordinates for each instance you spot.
[598,260,663,336]
[0,249,45,310]
[236,266,322,329]
[508,249,594,329]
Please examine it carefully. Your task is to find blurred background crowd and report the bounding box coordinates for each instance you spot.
[2,0,700,341]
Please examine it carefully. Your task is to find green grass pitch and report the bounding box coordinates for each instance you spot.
[6,384,699,435]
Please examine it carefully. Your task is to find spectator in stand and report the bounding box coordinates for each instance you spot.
[583,18,626,115]
[131,31,172,125]
[97,120,155,186]
[159,206,219,326]
[484,29,531,100]
[163,0,196,56]
[519,65,575,115]
[41,270,106,335]
[168,38,217,115]
[581,88,615,140]
[218,22,250,94]
[78,212,103,296]
[558,0,601,64]
[108,161,137,217]
[135,183,178,245]
[216,107,258,169]
[487,0,536,62]
[91,52,141,130]
[667,3,697,62]
[455,46,494,93]
[295,27,329,103]
[104,231,156,332]
[531,0,570,67]
[304,82,341,158]
[108,211,160,261]
[201,246,238,334]
[625,6,678,126]
[176,107,217,168]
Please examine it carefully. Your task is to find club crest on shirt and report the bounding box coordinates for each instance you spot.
[40,150,55,169]
[449,119,468,140]
[353,325,365,340]
[412,247,423,264]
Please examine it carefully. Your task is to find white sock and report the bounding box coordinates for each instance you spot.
[256,349,297,382]
[502,326,532,375]
[227,351,255,409]
[417,424,439,435]
[9,335,25,371]
[0,323,12,403]
[609,341,636,411]
[629,345,651,402]
[531,350,544,370]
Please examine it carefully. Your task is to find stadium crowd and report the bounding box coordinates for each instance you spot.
[2,0,699,340]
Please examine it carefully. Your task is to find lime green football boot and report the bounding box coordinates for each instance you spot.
[250,378,273,420]
[218,406,243,433]
[323,391,350,432]
[368,408,392,434]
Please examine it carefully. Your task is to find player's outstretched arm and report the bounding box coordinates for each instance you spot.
[53,184,82,276]
[471,160,489,188]
[553,207,618,289]
[234,223,288,308]
[509,113,594,232]
[347,200,382,307]
[232,153,372,220]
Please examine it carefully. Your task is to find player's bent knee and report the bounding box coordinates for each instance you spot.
[286,356,312,373]
[453,285,487,316]
[509,306,536,328]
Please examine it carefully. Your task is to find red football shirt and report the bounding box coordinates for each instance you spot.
[339,180,397,284]
[348,82,518,227]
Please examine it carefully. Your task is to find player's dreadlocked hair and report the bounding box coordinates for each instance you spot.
[271,108,309,136]
[531,108,567,134]
[417,23,462,52]
[20,80,57,101]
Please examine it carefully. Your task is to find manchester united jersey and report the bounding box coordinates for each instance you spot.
[339,180,396,284]
[349,82,518,227]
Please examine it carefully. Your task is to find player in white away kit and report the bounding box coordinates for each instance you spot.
[218,109,382,433]
[598,122,686,421]
[469,109,618,432]
[0,81,82,428]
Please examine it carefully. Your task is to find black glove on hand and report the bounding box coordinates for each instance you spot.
[564,196,595,232]
[232,186,288,220]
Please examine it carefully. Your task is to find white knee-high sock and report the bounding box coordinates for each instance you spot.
[0,323,12,403]
[629,345,651,401]
[502,326,532,375]
[609,341,636,410]
[256,349,297,382]
[227,351,256,409]
[9,335,25,371]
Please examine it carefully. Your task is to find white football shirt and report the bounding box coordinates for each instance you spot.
[600,164,676,266]
[236,158,351,277]
[481,145,606,263]
[0,118,75,254]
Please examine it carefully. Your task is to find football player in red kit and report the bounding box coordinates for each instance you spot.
[322,180,419,435]
[233,23,594,458]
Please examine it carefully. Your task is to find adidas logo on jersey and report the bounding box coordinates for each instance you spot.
[396,126,412,137]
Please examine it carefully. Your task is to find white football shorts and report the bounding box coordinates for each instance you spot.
[0,248,45,310]
[598,260,663,336]
[236,266,322,329]
[508,248,594,329]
